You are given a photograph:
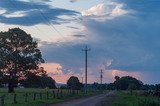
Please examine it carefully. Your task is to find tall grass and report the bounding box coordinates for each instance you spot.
[138,98,160,106]
[113,91,160,106]
[0,88,102,106]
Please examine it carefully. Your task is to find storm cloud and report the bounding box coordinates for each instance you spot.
[40,0,160,73]
[80,0,160,72]
[0,0,79,26]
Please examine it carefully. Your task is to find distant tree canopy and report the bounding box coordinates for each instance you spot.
[20,67,56,89]
[0,28,45,92]
[21,74,56,89]
[67,76,83,90]
[106,83,116,90]
[92,82,106,90]
[114,76,143,90]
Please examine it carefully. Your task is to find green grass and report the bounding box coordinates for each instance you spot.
[113,91,160,106]
[0,88,102,106]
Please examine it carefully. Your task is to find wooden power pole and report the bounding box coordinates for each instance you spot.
[100,69,103,89]
[82,46,90,93]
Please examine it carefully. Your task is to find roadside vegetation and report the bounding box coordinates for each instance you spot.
[113,91,160,106]
[98,76,160,106]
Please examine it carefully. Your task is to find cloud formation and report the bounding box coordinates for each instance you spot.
[80,0,160,72]
[82,2,127,20]
[0,0,79,26]
[1,0,159,84]
[38,0,160,84]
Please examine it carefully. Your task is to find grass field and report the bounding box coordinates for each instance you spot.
[0,88,102,106]
[113,91,160,106]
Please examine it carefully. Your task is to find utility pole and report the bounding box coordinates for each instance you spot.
[82,46,90,93]
[100,69,103,89]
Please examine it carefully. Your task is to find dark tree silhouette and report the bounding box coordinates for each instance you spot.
[114,76,120,90]
[114,76,143,90]
[21,72,56,89]
[115,76,120,81]
[67,76,82,90]
[0,28,44,93]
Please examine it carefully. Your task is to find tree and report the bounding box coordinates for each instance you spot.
[114,76,120,90]
[128,83,137,95]
[67,76,82,90]
[114,76,143,90]
[21,74,56,89]
[20,66,56,89]
[115,76,120,81]
[106,83,116,90]
[40,75,56,89]
[128,83,137,90]
[0,28,44,92]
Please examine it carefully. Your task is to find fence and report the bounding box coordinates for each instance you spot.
[0,89,98,106]
[0,95,5,106]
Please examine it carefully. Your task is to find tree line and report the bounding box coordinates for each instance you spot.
[66,75,160,91]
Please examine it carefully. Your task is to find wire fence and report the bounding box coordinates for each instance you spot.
[0,89,101,106]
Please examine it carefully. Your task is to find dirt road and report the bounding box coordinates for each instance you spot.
[49,92,115,106]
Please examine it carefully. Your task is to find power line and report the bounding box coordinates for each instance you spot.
[82,46,90,93]
[8,0,74,50]
[7,0,53,42]
[8,0,83,66]
[30,0,78,52]
[31,0,68,41]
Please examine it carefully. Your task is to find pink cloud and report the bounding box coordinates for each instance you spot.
[111,70,142,80]
[41,63,63,75]
[40,63,143,84]
[41,63,82,84]
[99,69,143,84]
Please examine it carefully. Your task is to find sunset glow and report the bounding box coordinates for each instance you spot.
[0,0,160,84]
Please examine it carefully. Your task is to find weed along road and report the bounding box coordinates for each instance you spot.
[50,92,114,106]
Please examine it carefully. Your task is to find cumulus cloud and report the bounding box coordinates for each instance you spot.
[41,63,63,76]
[81,2,128,20]
[41,62,85,84]
[0,0,79,25]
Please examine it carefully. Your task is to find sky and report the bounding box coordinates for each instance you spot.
[0,0,160,84]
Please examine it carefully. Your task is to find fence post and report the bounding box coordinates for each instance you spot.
[69,89,71,95]
[60,89,63,98]
[77,90,78,94]
[25,93,28,102]
[56,89,59,98]
[46,91,49,99]
[72,89,75,95]
[40,93,42,99]
[13,94,17,104]
[33,93,36,101]
[67,89,69,95]
[52,91,55,98]
[0,95,5,106]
